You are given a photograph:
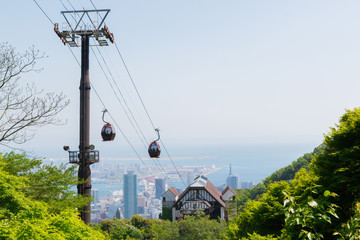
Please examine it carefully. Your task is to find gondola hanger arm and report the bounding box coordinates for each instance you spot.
[102,109,109,124]
[154,128,160,142]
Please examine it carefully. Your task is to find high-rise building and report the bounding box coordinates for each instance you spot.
[155,178,166,199]
[124,171,137,219]
[240,181,254,189]
[226,164,239,190]
[92,189,99,203]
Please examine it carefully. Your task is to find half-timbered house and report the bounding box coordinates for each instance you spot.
[162,175,236,221]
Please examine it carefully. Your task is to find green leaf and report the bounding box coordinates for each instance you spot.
[323,190,330,197]
[307,232,313,240]
[322,215,331,224]
[308,200,318,208]
[311,188,319,194]
[284,199,290,207]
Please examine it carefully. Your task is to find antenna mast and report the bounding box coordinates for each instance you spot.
[55,9,114,224]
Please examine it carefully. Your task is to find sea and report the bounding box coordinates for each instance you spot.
[85,143,318,198]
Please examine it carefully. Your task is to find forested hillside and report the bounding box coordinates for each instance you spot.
[228,108,360,239]
[263,144,324,186]
[2,108,360,239]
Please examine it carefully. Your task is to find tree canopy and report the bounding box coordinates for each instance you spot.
[0,43,68,145]
[312,108,360,219]
[0,152,105,239]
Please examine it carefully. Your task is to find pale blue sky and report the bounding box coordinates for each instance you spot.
[2,1,360,160]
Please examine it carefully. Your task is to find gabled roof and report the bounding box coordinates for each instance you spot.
[222,186,236,196]
[176,186,190,201]
[176,175,226,207]
[191,175,208,187]
[205,180,226,207]
[168,186,179,196]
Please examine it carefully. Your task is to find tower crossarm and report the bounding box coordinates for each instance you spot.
[54,9,114,47]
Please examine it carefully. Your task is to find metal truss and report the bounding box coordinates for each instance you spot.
[54,9,114,47]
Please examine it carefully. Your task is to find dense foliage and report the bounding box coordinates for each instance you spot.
[0,152,105,239]
[229,108,360,239]
[100,213,226,240]
[312,109,360,220]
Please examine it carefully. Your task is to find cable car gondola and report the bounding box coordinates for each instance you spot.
[148,128,161,158]
[101,109,116,141]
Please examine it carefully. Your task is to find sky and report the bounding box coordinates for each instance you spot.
[1,1,360,162]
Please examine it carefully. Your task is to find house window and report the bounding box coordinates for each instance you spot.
[163,197,166,202]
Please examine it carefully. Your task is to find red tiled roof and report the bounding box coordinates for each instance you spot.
[168,186,179,196]
[205,180,226,207]
[222,186,236,195]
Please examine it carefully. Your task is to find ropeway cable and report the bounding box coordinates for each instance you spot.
[88,0,185,188]
[58,0,175,188]
[33,0,176,192]
[113,40,187,188]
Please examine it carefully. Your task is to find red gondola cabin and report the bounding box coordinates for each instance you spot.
[148,141,161,158]
[101,123,116,141]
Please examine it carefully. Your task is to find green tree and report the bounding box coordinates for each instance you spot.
[334,202,360,240]
[232,181,289,238]
[110,222,142,240]
[281,186,339,240]
[0,166,105,239]
[140,218,179,240]
[0,152,91,213]
[239,232,278,240]
[312,108,360,220]
[177,213,227,240]
[100,218,142,240]
[288,168,319,203]
[235,183,267,212]
[130,214,150,230]
[0,165,30,220]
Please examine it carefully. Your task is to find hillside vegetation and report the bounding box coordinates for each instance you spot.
[2,108,360,239]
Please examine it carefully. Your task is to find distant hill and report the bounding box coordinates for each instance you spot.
[263,144,324,186]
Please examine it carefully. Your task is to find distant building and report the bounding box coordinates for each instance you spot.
[124,171,137,219]
[240,181,254,189]
[107,204,121,219]
[92,189,99,203]
[138,197,146,208]
[138,206,145,214]
[222,186,237,220]
[162,187,179,221]
[162,175,236,221]
[227,175,239,189]
[155,178,166,199]
[226,164,239,190]
[115,208,124,219]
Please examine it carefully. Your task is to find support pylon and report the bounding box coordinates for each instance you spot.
[55,9,114,224]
